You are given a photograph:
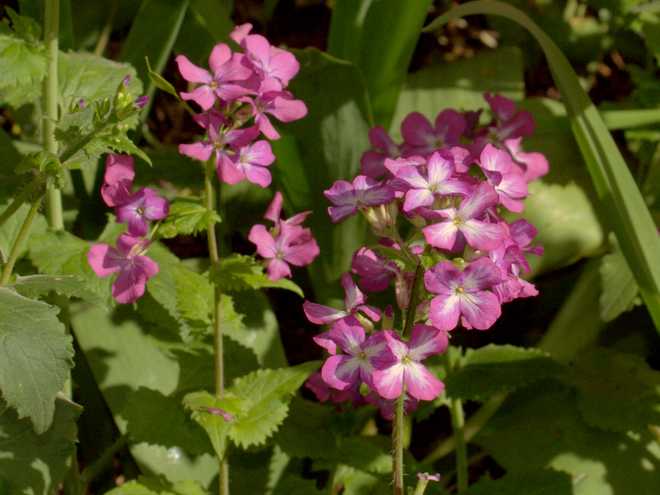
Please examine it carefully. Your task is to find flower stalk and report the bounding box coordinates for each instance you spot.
[205,159,229,495]
[43,0,63,231]
[0,197,42,285]
[449,395,468,492]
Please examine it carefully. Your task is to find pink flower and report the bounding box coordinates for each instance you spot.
[175,43,253,110]
[351,247,398,292]
[303,273,380,325]
[401,110,466,156]
[360,126,400,178]
[365,390,418,420]
[324,176,395,223]
[484,92,534,141]
[264,191,311,226]
[392,151,470,212]
[219,140,275,187]
[424,258,503,331]
[101,154,135,207]
[305,372,362,405]
[248,222,319,280]
[372,325,448,401]
[116,188,169,237]
[422,183,505,252]
[247,90,307,140]
[88,234,159,304]
[314,317,388,390]
[504,137,549,182]
[478,144,528,212]
[241,34,300,90]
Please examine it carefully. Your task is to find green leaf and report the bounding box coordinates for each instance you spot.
[0,288,74,433]
[146,56,180,100]
[273,48,372,301]
[444,345,565,401]
[328,0,433,126]
[599,237,640,321]
[0,33,46,107]
[424,0,660,331]
[159,197,220,239]
[0,201,47,263]
[391,46,525,135]
[213,254,304,297]
[0,397,80,495]
[105,477,206,495]
[476,383,660,495]
[571,348,660,433]
[12,274,104,305]
[466,471,573,495]
[227,362,320,448]
[28,229,112,306]
[119,0,189,118]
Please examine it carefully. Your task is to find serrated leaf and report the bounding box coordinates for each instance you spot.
[214,254,304,297]
[599,238,640,321]
[476,382,660,495]
[465,470,573,495]
[12,274,104,304]
[159,197,219,239]
[105,477,206,495]
[227,362,320,448]
[0,397,80,495]
[0,288,74,433]
[0,33,46,107]
[444,344,565,401]
[571,348,660,432]
[28,229,112,306]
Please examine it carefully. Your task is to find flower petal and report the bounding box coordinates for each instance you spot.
[404,362,444,401]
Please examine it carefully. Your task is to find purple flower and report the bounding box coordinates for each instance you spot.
[360,126,400,178]
[478,144,528,213]
[248,222,319,280]
[247,90,307,140]
[351,247,398,292]
[314,317,388,390]
[116,188,169,237]
[484,92,534,141]
[364,390,418,420]
[372,325,448,401]
[219,140,275,188]
[424,258,503,331]
[176,43,253,110]
[393,151,470,212]
[264,191,311,226]
[305,372,362,405]
[324,176,395,223]
[303,273,380,325]
[504,137,549,182]
[401,110,466,156]
[101,154,135,207]
[88,234,159,304]
[422,183,505,252]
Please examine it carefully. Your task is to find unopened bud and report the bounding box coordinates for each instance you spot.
[363,203,397,236]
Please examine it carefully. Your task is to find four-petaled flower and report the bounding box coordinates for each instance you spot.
[116,188,169,236]
[424,258,503,331]
[401,110,466,156]
[88,234,159,304]
[324,176,395,223]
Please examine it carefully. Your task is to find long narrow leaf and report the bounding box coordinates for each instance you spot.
[425,0,660,331]
[329,0,432,127]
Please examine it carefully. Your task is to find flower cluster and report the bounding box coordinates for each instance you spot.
[306,94,547,418]
[178,23,307,188]
[88,154,169,304]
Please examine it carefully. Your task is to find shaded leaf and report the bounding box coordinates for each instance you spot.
[213,254,303,297]
[599,237,640,321]
[466,470,573,495]
[12,274,104,305]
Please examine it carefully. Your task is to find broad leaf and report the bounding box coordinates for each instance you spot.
[105,477,206,495]
[0,398,80,495]
[0,29,45,107]
[599,237,640,321]
[444,345,565,401]
[159,197,220,239]
[0,288,73,433]
[466,470,573,495]
[12,274,104,305]
[0,202,47,262]
[571,348,660,433]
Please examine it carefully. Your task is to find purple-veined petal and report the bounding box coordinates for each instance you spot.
[408,324,449,361]
[458,183,499,219]
[459,291,501,330]
[423,221,459,251]
[88,244,123,277]
[372,364,405,400]
[303,301,348,325]
[321,355,361,390]
[429,294,461,331]
[462,257,503,291]
[404,361,444,401]
[460,219,505,251]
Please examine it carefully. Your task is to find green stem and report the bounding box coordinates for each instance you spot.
[0,186,34,229]
[402,262,423,338]
[392,390,406,495]
[449,396,468,492]
[80,435,128,486]
[93,0,118,56]
[0,197,42,285]
[44,0,63,231]
[205,160,229,495]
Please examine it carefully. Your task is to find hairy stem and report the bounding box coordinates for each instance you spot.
[205,160,229,495]
[393,390,406,495]
[0,197,42,285]
[44,0,63,230]
[449,396,468,492]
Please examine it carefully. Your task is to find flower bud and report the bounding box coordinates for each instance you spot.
[363,203,397,237]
